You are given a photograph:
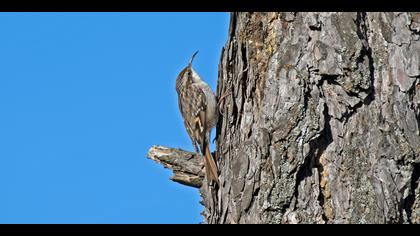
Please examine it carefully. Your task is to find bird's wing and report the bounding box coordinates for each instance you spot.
[191,85,219,184]
[176,80,207,153]
[190,85,219,184]
[190,84,208,144]
[176,76,219,185]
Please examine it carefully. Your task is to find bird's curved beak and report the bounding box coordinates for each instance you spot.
[189,50,199,67]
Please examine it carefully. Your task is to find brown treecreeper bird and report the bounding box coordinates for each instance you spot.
[176,51,219,185]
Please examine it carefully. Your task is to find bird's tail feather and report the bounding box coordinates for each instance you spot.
[204,144,219,185]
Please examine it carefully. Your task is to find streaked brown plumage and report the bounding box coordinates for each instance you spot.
[176,51,219,185]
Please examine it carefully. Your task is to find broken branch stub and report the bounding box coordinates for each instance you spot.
[147,145,204,188]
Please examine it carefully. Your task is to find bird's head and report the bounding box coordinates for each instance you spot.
[176,51,201,87]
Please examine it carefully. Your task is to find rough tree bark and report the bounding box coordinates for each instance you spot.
[148,12,420,224]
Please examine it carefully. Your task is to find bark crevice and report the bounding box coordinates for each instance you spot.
[403,163,420,223]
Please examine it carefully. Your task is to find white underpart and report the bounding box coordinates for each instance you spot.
[191,68,218,130]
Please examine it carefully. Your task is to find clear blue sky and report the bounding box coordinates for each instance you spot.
[0,12,229,223]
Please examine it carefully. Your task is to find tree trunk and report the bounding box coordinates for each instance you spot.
[149,12,420,224]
